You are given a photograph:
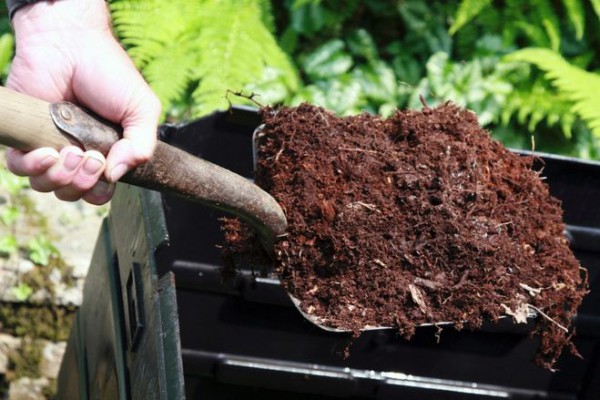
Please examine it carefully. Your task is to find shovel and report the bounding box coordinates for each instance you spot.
[0,86,376,332]
[0,86,287,252]
[0,87,360,332]
[0,87,533,334]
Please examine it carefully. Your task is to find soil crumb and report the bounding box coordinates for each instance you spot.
[221,102,588,370]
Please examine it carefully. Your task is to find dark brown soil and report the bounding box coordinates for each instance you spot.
[221,102,588,370]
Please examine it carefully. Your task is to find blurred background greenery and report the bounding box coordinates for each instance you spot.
[2,0,600,159]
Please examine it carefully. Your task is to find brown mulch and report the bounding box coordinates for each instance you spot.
[221,102,589,370]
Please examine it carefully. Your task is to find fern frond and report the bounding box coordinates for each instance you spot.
[531,0,561,51]
[507,48,600,137]
[590,0,600,20]
[191,0,298,116]
[449,0,492,35]
[110,0,298,119]
[111,0,202,68]
[501,79,576,137]
[257,0,276,33]
[111,0,205,111]
[563,0,585,40]
[142,44,199,108]
[514,21,551,49]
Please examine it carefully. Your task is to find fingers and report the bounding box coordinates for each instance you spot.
[6,147,60,176]
[105,92,161,183]
[82,180,115,205]
[6,146,115,204]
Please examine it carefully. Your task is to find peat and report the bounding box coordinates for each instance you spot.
[221,102,588,369]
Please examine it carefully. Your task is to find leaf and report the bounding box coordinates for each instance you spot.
[0,205,19,226]
[291,77,362,116]
[290,0,329,35]
[449,0,492,35]
[346,29,378,62]
[507,48,600,138]
[591,0,600,19]
[353,62,397,103]
[192,1,298,116]
[0,167,28,196]
[563,0,585,40]
[27,236,58,266]
[0,234,18,256]
[302,39,353,80]
[111,0,297,119]
[532,0,561,51]
[0,32,13,75]
[12,283,33,302]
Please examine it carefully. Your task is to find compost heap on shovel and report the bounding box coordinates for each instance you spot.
[221,102,589,370]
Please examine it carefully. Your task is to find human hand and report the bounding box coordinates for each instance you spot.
[5,0,161,205]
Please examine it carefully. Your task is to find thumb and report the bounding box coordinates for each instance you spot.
[105,97,161,182]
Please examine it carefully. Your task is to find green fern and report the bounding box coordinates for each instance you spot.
[449,0,491,35]
[591,0,600,18]
[451,0,588,50]
[110,0,298,119]
[501,78,577,138]
[507,48,600,138]
[531,0,561,51]
[563,0,585,39]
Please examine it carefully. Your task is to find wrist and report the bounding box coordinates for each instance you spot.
[12,0,110,38]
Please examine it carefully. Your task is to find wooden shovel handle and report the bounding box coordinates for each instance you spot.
[0,86,72,151]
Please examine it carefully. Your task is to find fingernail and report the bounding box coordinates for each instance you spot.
[91,181,113,197]
[109,163,128,182]
[82,156,104,175]
[64,151,83,171]
[39,154,59,169]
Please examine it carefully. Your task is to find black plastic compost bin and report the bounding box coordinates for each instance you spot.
[56,107,600,400]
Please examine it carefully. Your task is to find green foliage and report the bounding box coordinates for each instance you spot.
[501,78,577,137]
[507,48,600,138]
[0,167,28,196]
[410,51,514,126]
[0,166,60,265]
[0,167,29,258]
[592,0,600,16]
[451,0,591,50]
[11,283,33,302]
[0,234,18,256]
[449,0,492,35]
[26,235,58,267]
[449,0,600,157]
[0,32,13,77]
[564,0,586,39]
[287,33,401,116]
[0,204,19,226]
[282,1,455,115]
[106,0,600,158]
[110,0,298,119]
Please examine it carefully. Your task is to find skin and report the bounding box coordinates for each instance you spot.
[5,0,161,204]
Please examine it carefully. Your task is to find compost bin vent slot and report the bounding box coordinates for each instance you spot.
[126,262,145,351]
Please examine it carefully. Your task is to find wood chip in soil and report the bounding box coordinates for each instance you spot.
[221,102,589,370]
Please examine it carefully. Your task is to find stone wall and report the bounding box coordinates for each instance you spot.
[0,170,105,400]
